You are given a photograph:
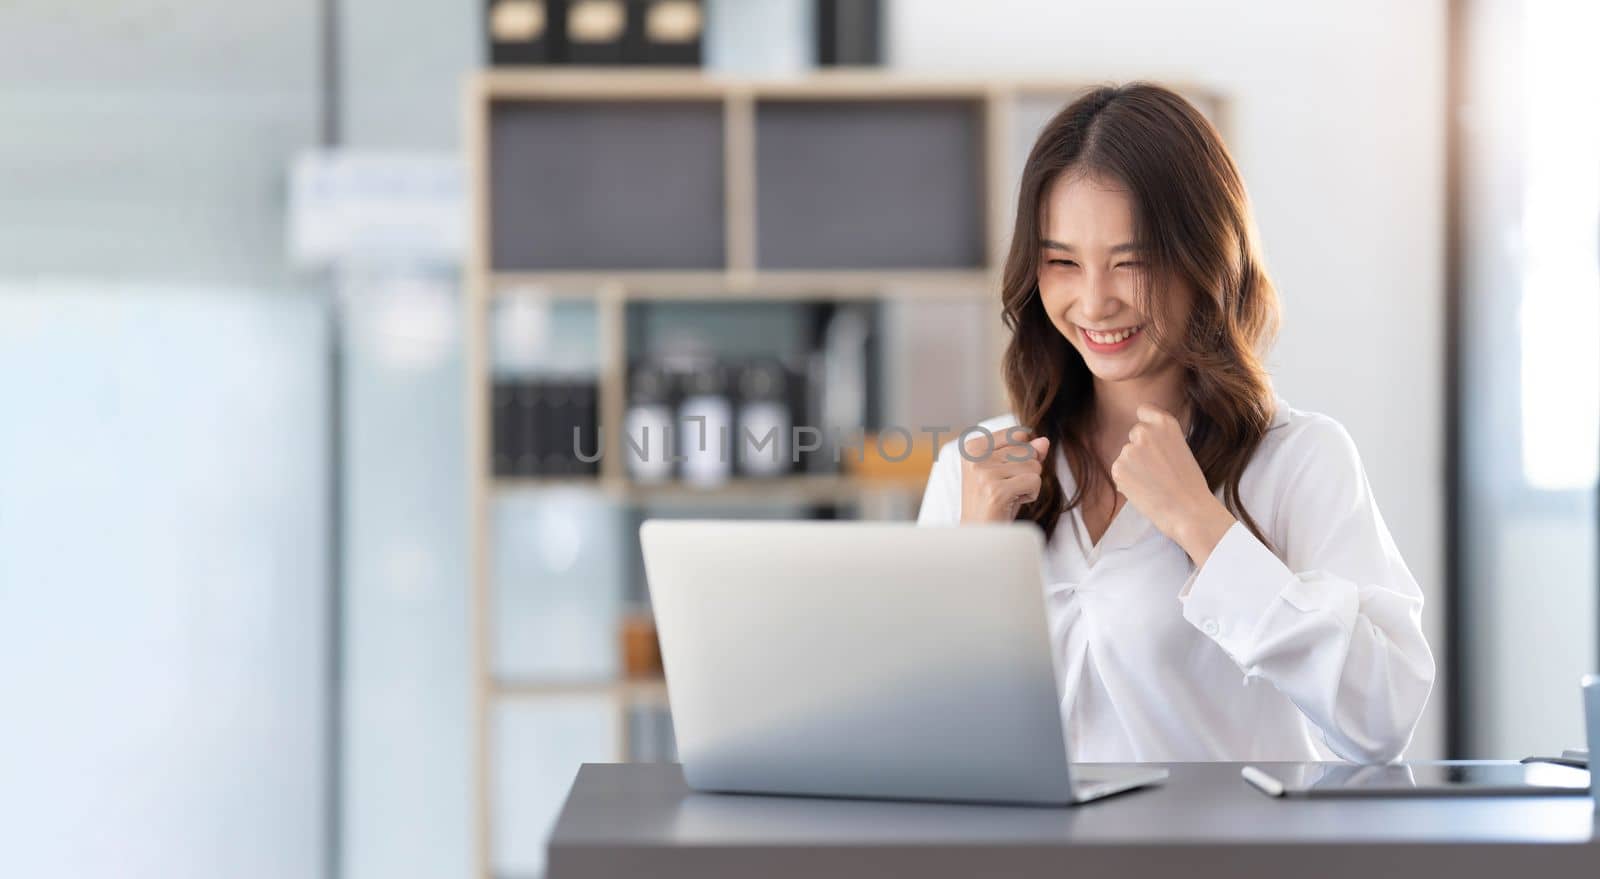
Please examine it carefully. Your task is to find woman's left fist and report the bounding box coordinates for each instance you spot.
[1110,404,1236,566]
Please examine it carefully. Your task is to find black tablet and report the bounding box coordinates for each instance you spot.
[1241,761,1591,798]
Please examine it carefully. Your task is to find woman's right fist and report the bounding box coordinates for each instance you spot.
[958,427,1051,523]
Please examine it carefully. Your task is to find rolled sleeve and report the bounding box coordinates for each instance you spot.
[1179,520,1296,657]
[1170,415,1434,763]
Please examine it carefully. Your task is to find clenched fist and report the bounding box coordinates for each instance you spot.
[960,427,1051,524]
[1110,404,1237,565]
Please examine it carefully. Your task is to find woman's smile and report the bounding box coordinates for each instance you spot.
[1079,323,1144,353]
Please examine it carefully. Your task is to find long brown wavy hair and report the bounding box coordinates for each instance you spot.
[1002,83,1281,544]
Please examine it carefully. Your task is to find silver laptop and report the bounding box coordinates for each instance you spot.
[639,519,1167,805]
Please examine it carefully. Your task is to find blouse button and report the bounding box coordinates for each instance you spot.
[1202,618,1221,637]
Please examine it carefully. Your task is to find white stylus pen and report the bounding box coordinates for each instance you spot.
[1241,765,1286,797]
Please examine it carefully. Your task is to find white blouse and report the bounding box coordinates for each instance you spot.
[915,398,1435,763]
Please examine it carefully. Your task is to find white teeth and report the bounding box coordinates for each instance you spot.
[1087,325,1140,344]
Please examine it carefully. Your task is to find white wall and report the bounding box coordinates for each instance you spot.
[889,0,1448,758]
[0,288,330,879]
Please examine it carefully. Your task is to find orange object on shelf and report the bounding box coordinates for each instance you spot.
[843,431,937,484]
[618,610,663,679]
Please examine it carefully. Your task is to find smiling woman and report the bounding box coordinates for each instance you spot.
[1007,85,1280,549]
[916,83,1435,765]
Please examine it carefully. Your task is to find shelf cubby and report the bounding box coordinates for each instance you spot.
[753,98,988,270]
[489,99,726,271]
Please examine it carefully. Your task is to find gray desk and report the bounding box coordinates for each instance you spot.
[547,762,1598,878]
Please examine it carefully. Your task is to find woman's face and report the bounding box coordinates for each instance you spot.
[1036,172,1191,384]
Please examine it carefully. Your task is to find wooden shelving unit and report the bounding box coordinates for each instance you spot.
[493,472,925,505]
[464,69,1223,878]
[492,676,670,704]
